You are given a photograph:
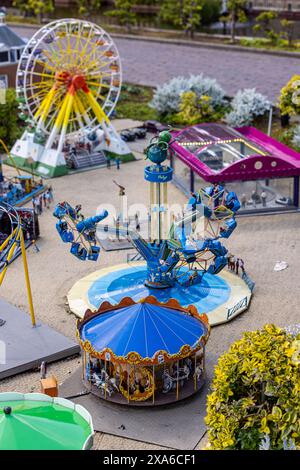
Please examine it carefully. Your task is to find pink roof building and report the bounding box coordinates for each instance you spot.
[170,123,300,212]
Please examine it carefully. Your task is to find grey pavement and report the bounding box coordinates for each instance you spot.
[13,25,300,102]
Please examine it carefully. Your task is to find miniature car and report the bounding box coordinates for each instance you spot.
[120,130,136,142]
[132,127,147,139]
[275,196,293,206]
[144,120,169,133]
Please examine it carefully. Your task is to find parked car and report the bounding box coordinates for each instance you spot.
[120,130,136,142]
[132,127,147,139]
[144,120,169,133]
[275,196,293,206]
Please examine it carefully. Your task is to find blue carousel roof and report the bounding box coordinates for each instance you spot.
[80,302,208,358]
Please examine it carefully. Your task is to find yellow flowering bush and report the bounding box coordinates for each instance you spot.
[173,91,225,125]
[205,325,300,450]
[279,75,300,116]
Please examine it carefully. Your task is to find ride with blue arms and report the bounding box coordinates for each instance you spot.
[53,131,240,288]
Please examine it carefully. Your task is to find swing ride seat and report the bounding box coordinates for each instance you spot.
[70,242,87,261]
[87,246,100,262]
[56,221,74,243]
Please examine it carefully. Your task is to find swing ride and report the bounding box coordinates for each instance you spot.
[54,131,252,325]
[10,19,134,178]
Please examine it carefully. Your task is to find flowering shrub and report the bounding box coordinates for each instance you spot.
[279,75,300,116]
[205,324,300,450]
[225,88,271,127]
[173,91,223,125]
[150,74,226,116]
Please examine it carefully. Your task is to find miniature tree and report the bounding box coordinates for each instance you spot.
[159,0,202,39]
[226,0,247,43]
[106,0,137,33]
[253,11,278,46]
[205,325,300,450]
[280,19,295,48]
[76,0,101,16]
[13,0,54,22]
[0,89,22,147]
[227,0,247,43]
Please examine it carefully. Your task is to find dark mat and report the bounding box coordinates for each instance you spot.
[0,299,80,379]
[99,238,133,252]
[60,355,217,450]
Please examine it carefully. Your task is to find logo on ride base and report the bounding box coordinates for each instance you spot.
[227,297,248,319]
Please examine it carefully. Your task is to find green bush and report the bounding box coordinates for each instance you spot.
[279,75,300,116]
[205,325,300,450]
[200,0,221,25]
[0,88,23,147]
[116,83,158,121]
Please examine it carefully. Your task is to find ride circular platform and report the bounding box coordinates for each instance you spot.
[67,262,252,326]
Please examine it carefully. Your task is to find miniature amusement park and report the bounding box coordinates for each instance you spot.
[0,3,300,458]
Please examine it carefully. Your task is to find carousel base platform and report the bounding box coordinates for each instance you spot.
[60,353,217,450]
[0,299,80,379]
[67,263,252,326]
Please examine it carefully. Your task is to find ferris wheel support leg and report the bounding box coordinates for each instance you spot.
[84,90,110,126]
[35,86,56,130]
[20,228,36,327]
[56,93,74,155]
[44,93,70,152]
[74,95,92,127]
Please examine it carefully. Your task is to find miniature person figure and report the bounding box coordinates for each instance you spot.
[45,190,51,208]
[106,158,111,169]
[75,204,84,221]
[251,190,257,208]
[43,192,47,208]
[231,255,237,271]
[135,213,140,232]
[261,191,267,207]
[115,158,121,170]
[48,186,54,202]
[32,239,40,253]
[239,258,245,274]
[235,258,240,275]
[39,195,43,214]
[241,193,247,209]
[115,217,121,241]
[227,253,233,269]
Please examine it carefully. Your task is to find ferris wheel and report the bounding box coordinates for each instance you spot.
[16,18,122,158]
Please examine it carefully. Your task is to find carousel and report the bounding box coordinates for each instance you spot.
[76,296,210,406]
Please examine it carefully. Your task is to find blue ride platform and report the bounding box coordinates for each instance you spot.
[67,263,252,326]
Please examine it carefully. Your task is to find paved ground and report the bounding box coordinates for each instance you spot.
[12,25,300,101]
[1,143,300,449]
